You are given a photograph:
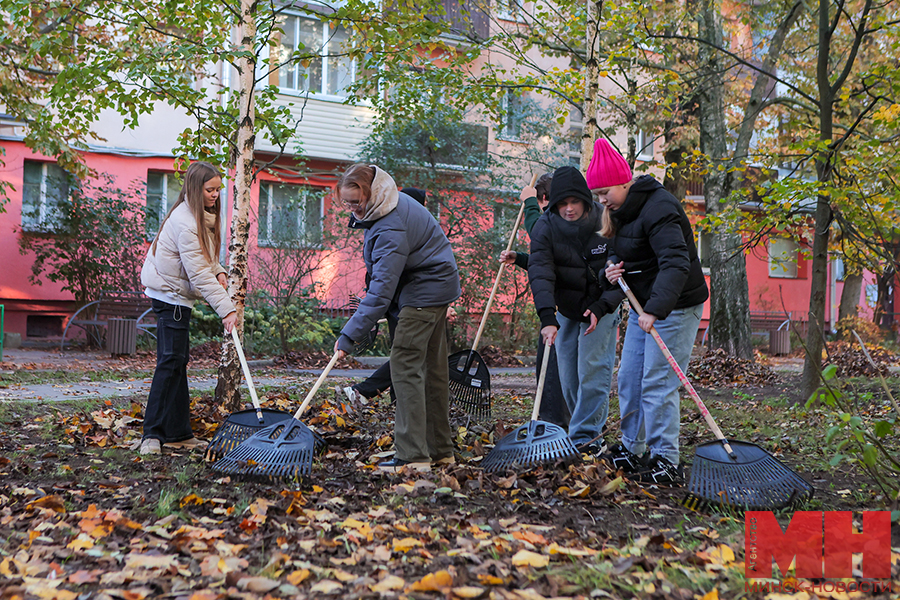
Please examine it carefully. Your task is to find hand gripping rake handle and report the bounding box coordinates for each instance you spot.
[231,327,264,424]
[470,173,538,353]
[530,338,553,422]
[613,273,737,459]
[292,352,341,420]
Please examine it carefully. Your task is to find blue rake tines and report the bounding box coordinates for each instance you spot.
[481,420,579,473]
[211,418,318,479]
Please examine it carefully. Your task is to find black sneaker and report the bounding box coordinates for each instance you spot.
[634,456,684,486]
[576,440,608,456]
[599,442,648,474]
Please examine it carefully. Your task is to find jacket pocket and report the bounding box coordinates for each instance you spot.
[392,307,438,351]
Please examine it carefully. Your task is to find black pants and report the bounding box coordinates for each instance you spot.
[353,316,397,401]
[143,299,194,443]
[537,337,570,428]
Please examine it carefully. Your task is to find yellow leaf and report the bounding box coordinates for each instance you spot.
[477,574,504,585]
[67,534,95,550]
[392,537,423,552]
[511,549,549,568]
[312,485,324,493]
[371,575,405,592]
[408,570,453,592]
[287,569,310,585]
[547,542,592,556]
[597,476,622,495]
[333,569,355,582]
[335,415,345,427]
[699,590,719,600]
[309,580,343,594]
[709,544,735,565]
[566,484,590,498]
[452,586,486,598]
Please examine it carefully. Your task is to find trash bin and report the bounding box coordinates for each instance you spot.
[769,327,791,355]
[108,318,137,355]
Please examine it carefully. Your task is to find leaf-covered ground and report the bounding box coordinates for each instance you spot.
[0,367,898,600]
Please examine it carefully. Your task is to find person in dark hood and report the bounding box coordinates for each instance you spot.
[527,165,618,454]
[588,138,709,486]
[333,165,460,472]
[497,173,570,430]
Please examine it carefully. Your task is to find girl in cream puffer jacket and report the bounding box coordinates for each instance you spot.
[138,161,236,456]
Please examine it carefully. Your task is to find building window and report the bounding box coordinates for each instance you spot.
[21,161,69,231]
[146,172,182,238]
[768,237,799,278]
[275,15,354,97]
[500,90,525,141]
[636,130,654,161]
[495,0,523,21]
[258,182,324,247]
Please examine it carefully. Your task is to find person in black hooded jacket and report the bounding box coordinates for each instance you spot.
[528,165,618,453]
[586,138,708,486]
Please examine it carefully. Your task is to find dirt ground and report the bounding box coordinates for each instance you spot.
[0,349,898,599]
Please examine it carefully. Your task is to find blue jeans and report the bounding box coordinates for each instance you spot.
[143,300,194,443]
[555,312,618,446]
[617,303,703,465]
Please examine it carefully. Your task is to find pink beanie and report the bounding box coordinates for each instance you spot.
[585,138,632,189]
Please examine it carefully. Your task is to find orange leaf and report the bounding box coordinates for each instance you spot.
[408,570,453,592]
[513,531,548,546]
[287,569,311,585]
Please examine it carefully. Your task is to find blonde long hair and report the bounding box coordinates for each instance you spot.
[600,209,615,238]
[151,161,223,264]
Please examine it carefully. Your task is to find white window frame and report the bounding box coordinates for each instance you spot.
[499,90,525,142]
[258,182,325,248]
[274,14,356,101]
[21,160,68,232]
[768,237,799,279]
[636,130,654,161]
[146,172,181,239]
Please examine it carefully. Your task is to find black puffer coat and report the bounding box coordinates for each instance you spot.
[528,166,613,329]
[606,175,708,319]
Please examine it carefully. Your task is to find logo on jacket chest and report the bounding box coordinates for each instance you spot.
[589,243,607,256]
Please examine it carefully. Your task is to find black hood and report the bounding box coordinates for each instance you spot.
[548,166,592,213]
[610,174,662,226]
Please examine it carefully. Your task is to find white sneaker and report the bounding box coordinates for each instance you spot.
[342,386,366,405]
[140,438,161,456]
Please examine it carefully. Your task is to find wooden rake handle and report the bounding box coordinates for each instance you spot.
[231,327,264,423]
[470,173,539,352]
[530,338,553,422]
[293,352,341,419]
[613,272,737,459]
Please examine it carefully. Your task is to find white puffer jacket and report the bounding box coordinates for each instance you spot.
[141,203,236,318]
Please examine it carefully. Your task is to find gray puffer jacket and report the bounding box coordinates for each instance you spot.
[140,203,235,318]
[338,167,460,352]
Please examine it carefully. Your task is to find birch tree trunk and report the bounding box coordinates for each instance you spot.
[580,0,602,170]
[837,272,862,324]
[216,0,258,411]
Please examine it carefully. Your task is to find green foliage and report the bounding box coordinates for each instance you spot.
[807,367,899,499]
[16,173,146,304]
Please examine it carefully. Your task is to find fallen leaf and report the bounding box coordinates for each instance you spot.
[287,569,311,585]
[333,569,355,582]
[237,577,280,593]
[597,476,623,495]
[309,579,343,594]
[371,575,405,592]
[408,570,453,592]
[699,590,719,600]
[393,537,423,552]
[452,586,486,598]
[511,549,549,568]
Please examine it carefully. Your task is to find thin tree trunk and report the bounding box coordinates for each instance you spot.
[837,272,863,323]
[580,0,602,170]
[216,0,257,411]
[697,0,753,359]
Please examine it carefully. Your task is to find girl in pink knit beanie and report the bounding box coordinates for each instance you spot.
[585,139,634,237]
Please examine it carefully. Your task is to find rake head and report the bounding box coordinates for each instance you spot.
[682,440,814,512]
[448,350,491,420]
[481,420,579,473]
[211,417,318,479]
[205,408,326,463]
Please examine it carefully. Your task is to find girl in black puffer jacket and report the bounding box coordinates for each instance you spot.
[528,166,618,453]
[587,138,709,486]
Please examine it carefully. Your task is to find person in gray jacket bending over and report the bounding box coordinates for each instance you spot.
[333,164,461,472]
